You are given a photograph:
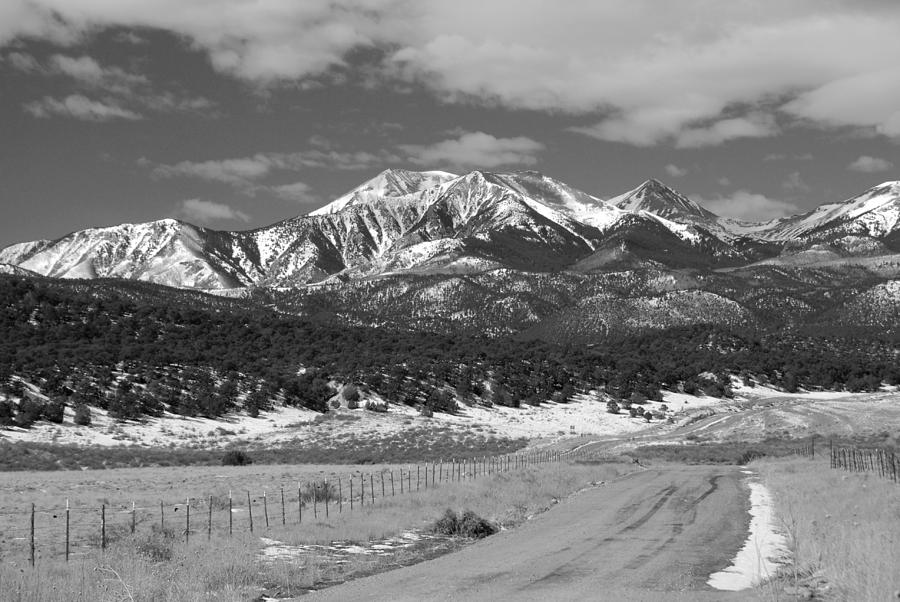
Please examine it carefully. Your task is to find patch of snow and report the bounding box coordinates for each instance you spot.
[708,478,789,591]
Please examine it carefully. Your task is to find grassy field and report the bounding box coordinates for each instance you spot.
[0,460,632,601]
[756,457,900,601]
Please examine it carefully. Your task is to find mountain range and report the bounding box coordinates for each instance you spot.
[3,170,900,289]
[3,170,900,340]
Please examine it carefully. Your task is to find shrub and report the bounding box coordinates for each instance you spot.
[431,508,497,539]
[137,525,176,561]
[0,399,15,426]
[347,398,359,410]
[606,400,620,414]
[44,399,65,424]
[643,411,653,423]
[343,384,360,402]
[73,403,92,426]
[221,450,252,466]
[15,398,43,428]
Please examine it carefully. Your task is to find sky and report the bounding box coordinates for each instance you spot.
[2,0,899,247]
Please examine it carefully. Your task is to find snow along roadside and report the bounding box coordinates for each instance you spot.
[707,472,788,591]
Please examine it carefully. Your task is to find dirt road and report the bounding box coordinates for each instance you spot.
[308,465,760,601]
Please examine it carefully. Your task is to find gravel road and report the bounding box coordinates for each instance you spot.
[308,465,762,601]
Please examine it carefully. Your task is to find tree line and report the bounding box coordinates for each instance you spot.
[1,274,899,426]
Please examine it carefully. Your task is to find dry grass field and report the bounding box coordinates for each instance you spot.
[0,460,632,600]
[757,457,900,601]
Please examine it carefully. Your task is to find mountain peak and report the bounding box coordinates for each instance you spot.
[608,179,717,221]
[309,169,457,216]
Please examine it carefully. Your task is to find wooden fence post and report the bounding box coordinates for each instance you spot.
[247,492,254,533]
[338,478,343,513]
[263,492,269,529]
[350,479,354,510]
[324,479,329,519]
[229,491,233,535]
[208,496,213,540]
[131,501,136,535]
[313,482,318,519]
[370,474,375,505]
[30,503,35,567]
[381,472,385,498]
[160,500,164,531]
[399,469,403,495]
[65,499,70,563]
[391,471,395,496]
[101,504,106,551]
[281,487,286,526]
[185,498,190,544]
[360,474,365,506]
[297,484,302,524]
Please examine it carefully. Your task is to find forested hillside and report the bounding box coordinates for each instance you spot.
[1,275,898,428]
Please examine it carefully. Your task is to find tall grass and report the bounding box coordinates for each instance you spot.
[756,457,900,601]
[0,461,631,601]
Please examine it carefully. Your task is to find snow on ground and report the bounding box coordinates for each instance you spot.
[2,382,888,450]
[0,403,319,448]
[708,474,789,591]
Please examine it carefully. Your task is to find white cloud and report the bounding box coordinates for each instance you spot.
[23,94,142,121]
[763,153,814,162]
[783,171,811,193]
[5,2,900,143]
[270,181,318,203]
[4,51,40,71]
[664,164,687,177]
[696,190,799,221]
[400,131,543,168]
[154,156,274,186]
[178,199,250,224]
[675,113,779,148]
[151,145,393,191]
[11,51,214,119]
[847,155,894,173]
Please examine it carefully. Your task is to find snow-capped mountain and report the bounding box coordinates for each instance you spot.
[607,178,717,222]
[309,169,458,216]
[764,181,900,244]
[3,170,900,291]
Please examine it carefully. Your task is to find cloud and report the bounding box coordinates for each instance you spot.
[48,54,148,91]
[763,153,814,162]
[400,131,543,168]
[151,144,394,192]
[178,199,250,224]
[675,113,779,148]
[695,190,799,221]
[154,156,274,186]
[270,181,318,203]
[847,155,894,173]
[5,2,900,143]
[783,171,811,193]
[23,94,142,121]
[783,68,900,138]
[664,164,687,177]
[4,51,40,71]
[10,51,214,119]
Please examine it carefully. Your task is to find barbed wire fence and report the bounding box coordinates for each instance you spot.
[0,447,579,567]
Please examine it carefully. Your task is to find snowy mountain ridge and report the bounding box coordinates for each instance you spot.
[2,170,900,290]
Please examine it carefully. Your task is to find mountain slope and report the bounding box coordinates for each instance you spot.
[3,172,900,291]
